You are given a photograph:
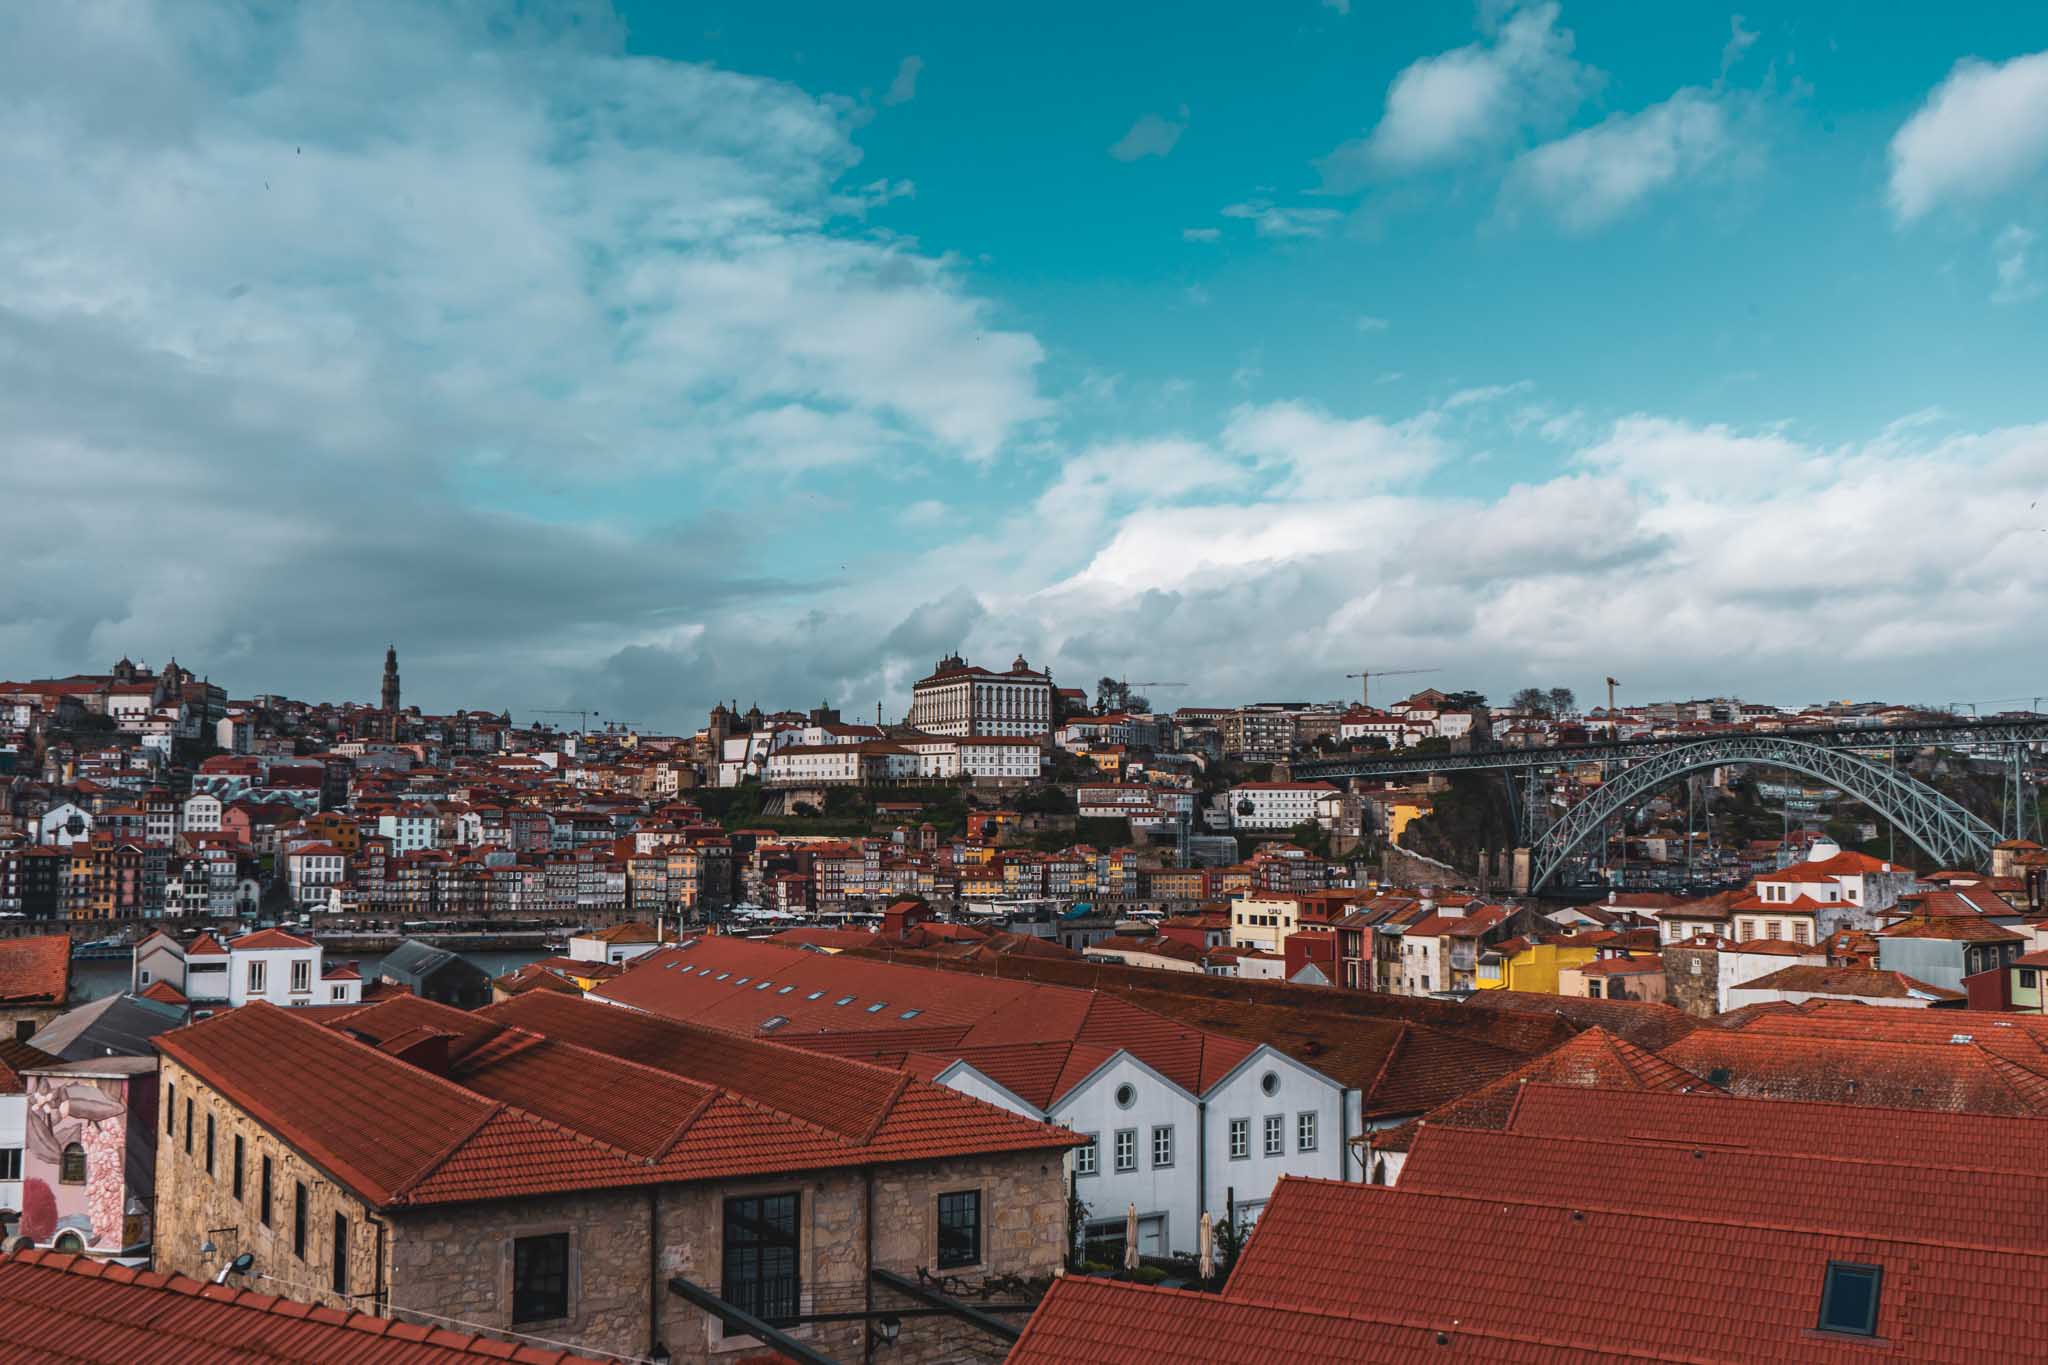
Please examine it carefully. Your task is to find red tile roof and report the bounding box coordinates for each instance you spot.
[1221,1176,2048,1363]
[1877,914,2024,942]
[0,1248,606,1362]
[1400,1124,2048,1251]
[1730,964,1963,1000]
[1008,1276,1660,1365]
[1659,1028,2048,1115]
[157,995,1077,1210]
[0,1038,58,1096]
[230,928,317,951]
[0,935,69,1006]
[1505,1082,2048,1173]
[1373,1026,1708,1152]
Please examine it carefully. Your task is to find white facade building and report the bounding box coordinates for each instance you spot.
[937,1044,1352,1255]
[909,653,1055,739]
[376,807,438,852]
[1227,782,1340,832]
[180,793,223,833]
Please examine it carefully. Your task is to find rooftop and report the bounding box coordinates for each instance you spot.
[0,934,70,1006]
[154,994,1078,1210]
[0,1249,607,1364]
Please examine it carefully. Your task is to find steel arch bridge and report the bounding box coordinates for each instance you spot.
[1524,735,2001,892]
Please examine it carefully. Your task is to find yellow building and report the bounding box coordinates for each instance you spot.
[1472,939,1602,994]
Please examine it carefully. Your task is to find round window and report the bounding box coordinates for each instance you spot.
[1115,1083,1136,1108]
[1261,1071,1279,1096]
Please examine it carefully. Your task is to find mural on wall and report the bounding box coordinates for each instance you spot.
[22,1075,130,1250]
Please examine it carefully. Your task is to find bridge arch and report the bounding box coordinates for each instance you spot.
[1528,736,1999,892]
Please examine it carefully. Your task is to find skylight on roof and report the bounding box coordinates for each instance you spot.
[735,977,749,985]
[807,991,824,1001]
[1818,1262,1882,1336]
[754,981,771,991]
[715,972,729,981]
[835,995,856,1006]
[865,1001,888,1013]
[899,1009,922,1019]
[761,1016,788,1032]
[778,985,795,995]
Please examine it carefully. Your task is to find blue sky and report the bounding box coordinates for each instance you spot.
[3,2,2047,727]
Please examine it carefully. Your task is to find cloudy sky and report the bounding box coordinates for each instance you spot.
[4,2,2047,729]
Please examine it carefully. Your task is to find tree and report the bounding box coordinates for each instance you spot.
[1439,690,1486,709]
[1546,687,1576,716]
[1510,687,1550,714]
[1094,677,1150,715]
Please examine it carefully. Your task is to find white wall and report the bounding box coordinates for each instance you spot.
[1052,1057,1203,1257]
[1201,1048,1347,1227]
[0,1093,23,1215]
[229,946,323,1007]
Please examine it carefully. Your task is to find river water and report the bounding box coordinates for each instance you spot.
[71,949,547,1003]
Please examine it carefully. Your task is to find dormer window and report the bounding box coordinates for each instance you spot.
[1818,1262,1882,1336]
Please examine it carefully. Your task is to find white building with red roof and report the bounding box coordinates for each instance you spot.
[909,651,1054,739]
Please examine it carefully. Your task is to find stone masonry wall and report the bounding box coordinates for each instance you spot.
[154,1059,384,1309]
[1662,945,1718,1018]
[158,1066,1067,1365]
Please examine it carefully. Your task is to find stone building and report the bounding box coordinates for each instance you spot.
[153,991,1077,1364]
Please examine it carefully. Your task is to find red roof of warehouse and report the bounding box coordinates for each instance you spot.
[154,994,1077,1210]
[0,935,70,1006]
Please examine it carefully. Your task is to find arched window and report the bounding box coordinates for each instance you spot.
[52,1231,86,1253]
[60,1143,87,1185]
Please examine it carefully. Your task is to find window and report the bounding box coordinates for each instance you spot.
[331,986,346,1001]
[293,1181,308,1258]
[167,1083,177,1135]
[1298,1111,1318,1152]
[937,1190,982,1269]
[13,1020,32,1042]
[835,995,855,1007]
[1114,1128,1137,1172]
[1818,1262,1882,1336]
[205,1113,215,1175]
[0,1148,18,1181]
[233,1135,245,1198]
[248,960,266,994]
[1260,1071,1279,1096]
[512,1232,570,1324]
[184,1097,193,1154]
[1229,1118,1249,1160]
[722,1193,800,1328]
[1264,1115,1284,1157]
[60,1143,86,1184]
[1075,1134,1098,1176]
[261,1156,274,1226]
[1152,1125,1174,1168]
[332,1214,350,1294]
[1115,1083,1136,1109]
[291,960,311,993]
[2023,968,2039,990]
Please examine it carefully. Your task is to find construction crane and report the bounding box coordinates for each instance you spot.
[524,707,610,735]
[1342,667,1437,708]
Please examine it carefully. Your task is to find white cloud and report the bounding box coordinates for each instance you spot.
[1507,89,1731,231]
[1889,50,2048,221]
[0,1,1047,712]
[1720,15,1759,78]
[1110,112,1186,162]
[1323,0,1351,14]
[1322,1,1596,185]
[1221,200,1344,238]
[1182,227,1223,243]
[1441,380,1533,411]
[1356,314,1391,331]
[1222,400,1442,496]
[1995,224,2040,304]
[883,55,924,106]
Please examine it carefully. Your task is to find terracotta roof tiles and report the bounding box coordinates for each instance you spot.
[0,935,69,1006]
[0,1249,608,1363]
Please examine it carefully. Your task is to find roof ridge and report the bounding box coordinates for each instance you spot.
[1316,1178,2048,1264]
[856,1071,914,1146]
[387,1100,512,1202]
